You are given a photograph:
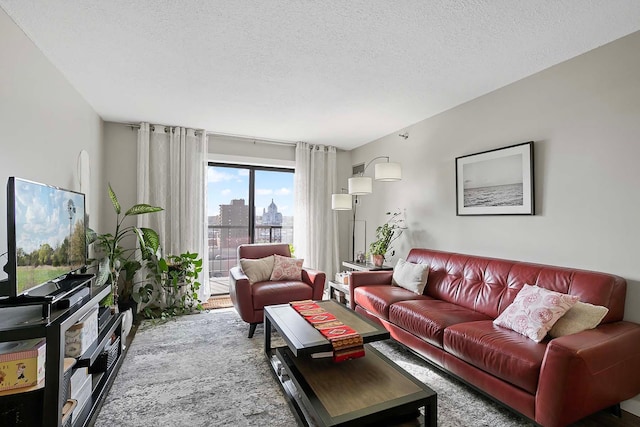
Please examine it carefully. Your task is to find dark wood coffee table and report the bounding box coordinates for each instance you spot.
[264,300,437,426]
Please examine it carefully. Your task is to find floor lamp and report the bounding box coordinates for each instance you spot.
[331,156,402,261]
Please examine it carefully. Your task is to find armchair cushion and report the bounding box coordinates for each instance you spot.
[270,254,304,281]
[239,255,274,284]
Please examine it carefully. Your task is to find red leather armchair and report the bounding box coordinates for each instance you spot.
[229,243,326,337]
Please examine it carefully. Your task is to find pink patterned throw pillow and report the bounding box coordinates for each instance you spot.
[270,254,304,281]
[493,284,579,342]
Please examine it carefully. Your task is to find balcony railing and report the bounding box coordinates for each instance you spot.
[208,224,293,282]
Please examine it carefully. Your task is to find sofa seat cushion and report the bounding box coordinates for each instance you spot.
[354,285,428,320]
[444,320,547,394]
[251,280,312,309]
[389,300,491,348]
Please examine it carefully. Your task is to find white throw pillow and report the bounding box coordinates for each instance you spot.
[239,255,275,284]
[548,301,609,338]
[392,258,429,295]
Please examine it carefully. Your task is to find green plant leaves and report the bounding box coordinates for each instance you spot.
[86,227,97,245]
[122,260,141,281]
[133,227,160,259]
[96,257,111,288]
[368,209,406,256]
[108,183,121,215]
[125,204,164,216]
[158,257,168,273]
[90,185,164,308]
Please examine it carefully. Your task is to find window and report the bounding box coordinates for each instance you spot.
[207,163,294,294]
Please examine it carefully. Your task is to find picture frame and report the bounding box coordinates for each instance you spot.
[456,141,534,216]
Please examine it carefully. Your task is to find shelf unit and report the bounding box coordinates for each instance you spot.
[0,280,123,427]
[342,260,394,272]
[327,280,350,306]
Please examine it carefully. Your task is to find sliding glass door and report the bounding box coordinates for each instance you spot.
[207,163,294,294]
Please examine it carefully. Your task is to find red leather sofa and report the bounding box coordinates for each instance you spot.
[349,248,640,427]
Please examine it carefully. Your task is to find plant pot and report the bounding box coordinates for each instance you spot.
[118,298,138,316]
[371,254,385,267]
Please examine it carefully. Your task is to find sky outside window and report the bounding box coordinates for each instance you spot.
[207,166,294,218]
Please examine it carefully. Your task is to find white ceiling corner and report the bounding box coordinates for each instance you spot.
[2,0,640,150]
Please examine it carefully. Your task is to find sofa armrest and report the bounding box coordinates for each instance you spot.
[229,265,248,282]
[349,271,394,309]
[228,266,254,323]
[302,268,326,300]
[536,321,640,426]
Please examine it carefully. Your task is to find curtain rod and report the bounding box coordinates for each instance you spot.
[123,122,298,147]
[208,132,298,147]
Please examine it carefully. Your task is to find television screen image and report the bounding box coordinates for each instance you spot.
[6,178,86,297]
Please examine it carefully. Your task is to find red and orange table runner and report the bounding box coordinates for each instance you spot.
[289,300,365,362]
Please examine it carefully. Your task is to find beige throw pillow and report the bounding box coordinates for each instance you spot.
[548,301,609,338]
[392,258,429,295]
[239,255,275,284]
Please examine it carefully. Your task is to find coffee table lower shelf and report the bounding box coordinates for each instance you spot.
[268,344,437,427]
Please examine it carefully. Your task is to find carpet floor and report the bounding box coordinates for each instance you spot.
[94,308,536,427]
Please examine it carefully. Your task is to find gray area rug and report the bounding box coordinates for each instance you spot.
[95,308,535,427]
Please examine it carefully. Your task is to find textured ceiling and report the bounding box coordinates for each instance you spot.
[2,1,640,150]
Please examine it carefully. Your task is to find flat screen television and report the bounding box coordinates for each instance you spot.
[2,177,86,298]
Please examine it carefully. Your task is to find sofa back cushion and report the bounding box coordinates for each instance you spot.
[406,248,626,323]
[237,243,291,261]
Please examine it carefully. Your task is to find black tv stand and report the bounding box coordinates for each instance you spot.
[0,283,124,427]
[0,274,93,320]
[0,294,54,319]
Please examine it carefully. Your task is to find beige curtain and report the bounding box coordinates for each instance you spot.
[137,123,210,303]
[293,142,340,278]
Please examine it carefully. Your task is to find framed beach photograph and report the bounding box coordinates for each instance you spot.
[456,141,534,215]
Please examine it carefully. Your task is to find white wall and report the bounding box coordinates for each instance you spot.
[100,123,139,235]
[208,134,295,165]
[350,30,640,414]
[0,9,103,280]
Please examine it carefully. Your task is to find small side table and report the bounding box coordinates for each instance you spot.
[342,260,394,272]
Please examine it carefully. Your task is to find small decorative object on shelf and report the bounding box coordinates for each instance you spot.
[0,338,46,392]
[91,335,120,373]
[64,306,99,357]
[335,271,351,285]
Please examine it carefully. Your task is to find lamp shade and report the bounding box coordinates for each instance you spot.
[331,193,352,210]
[375,162,402,181]
[348,176,372,195]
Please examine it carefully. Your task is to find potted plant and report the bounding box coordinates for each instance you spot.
[141,251,203,320]
[87,184,163,312]
[368,209,406,267]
